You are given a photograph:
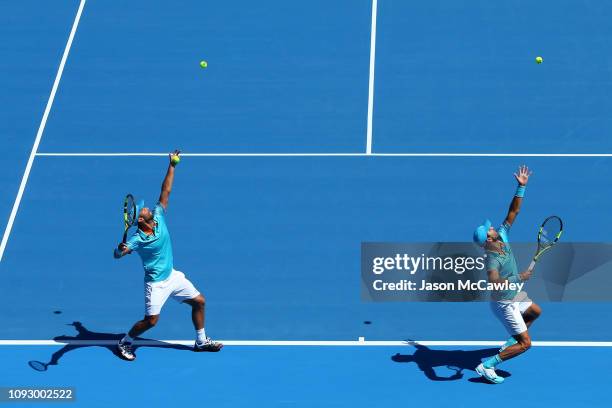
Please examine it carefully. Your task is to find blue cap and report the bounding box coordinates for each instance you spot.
[473,219,492,247]
[135,199,145,222]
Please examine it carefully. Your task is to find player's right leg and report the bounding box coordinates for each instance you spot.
[117,279,172,361]
[499,301,541,352]
[117,315,159,361]
[477,330,531,384]
[477,300,532,383]
[499,330,531,361]
[522,302,542,328]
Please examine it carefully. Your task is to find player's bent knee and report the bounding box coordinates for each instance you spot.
[531,303,542,317]
[520,338,532,351]
[146,315,159,327]
[185,294,205,308]
[514,331,531,352]
[195,294,205,306]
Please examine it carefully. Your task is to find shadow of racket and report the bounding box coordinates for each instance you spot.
[28,360,48,372]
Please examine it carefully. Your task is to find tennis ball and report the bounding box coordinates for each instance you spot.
[535,56,543,64]
[171,155,180,165]
[199,60,208,69]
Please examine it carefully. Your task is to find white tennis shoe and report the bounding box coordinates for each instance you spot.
[475,363,504,384]
[117,340,136,361]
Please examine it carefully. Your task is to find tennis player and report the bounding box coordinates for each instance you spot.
[472,165,542,384]
[113,151,222,360]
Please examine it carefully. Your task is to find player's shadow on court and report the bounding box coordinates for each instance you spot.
[391,341,511,383]
[27,321,192,371]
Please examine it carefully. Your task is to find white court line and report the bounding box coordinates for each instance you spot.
[36,152,367,157]
[36,152,612,157]
[0,0,87,262]
[366,0,378,155]
[1,340,611,347]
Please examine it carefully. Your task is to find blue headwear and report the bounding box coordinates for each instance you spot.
[473,219,492,247]
[135,199,145,222]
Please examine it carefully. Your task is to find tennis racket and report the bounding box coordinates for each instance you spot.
[122,194,137,243]
[528,215,563,272]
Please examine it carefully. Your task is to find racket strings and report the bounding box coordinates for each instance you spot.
[541,231,555,244]
[124,195,137,228]
[129,205,137,223]
[540,218,562,246]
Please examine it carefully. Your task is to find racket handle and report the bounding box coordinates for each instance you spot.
[528,260,536,272]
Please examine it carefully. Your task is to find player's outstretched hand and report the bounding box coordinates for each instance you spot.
[118,243,128,252]
[514,165,532,186]
[169,150,181,166]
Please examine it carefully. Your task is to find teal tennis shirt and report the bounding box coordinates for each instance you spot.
[485,222,520,301]
[126,203,173,282]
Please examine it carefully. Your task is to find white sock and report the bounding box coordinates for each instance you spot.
[121,334,133,344]
[196,328,206,344]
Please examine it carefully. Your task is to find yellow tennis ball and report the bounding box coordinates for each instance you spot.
[171,155,180,165]
[535,56,543,64]
[199,60,208,69]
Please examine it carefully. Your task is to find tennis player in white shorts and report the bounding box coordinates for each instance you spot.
[113,151,223,360]
[472,166,542,384]
[145,269,200,316]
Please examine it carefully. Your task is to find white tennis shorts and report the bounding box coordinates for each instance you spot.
[489,292,533,336]
[144,269,200,316]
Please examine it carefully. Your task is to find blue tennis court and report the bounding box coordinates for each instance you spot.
[1,1,611,406]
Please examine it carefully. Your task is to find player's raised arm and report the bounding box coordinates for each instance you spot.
[159,150,180,210]
[504,165,531,227]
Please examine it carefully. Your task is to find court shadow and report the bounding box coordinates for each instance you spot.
[28,321,192,371]
[391,341,511,382]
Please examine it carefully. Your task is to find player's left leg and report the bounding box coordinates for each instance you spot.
[183,294,205,332]
[169,269,223,352]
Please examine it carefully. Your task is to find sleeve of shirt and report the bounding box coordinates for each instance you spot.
[498,222,511,242]
[154,202,166,219]
[126,233,141,251]
[486,256,501,273]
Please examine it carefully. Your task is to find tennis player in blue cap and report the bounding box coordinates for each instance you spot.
[473,165,542,384]
[113,151,222,360]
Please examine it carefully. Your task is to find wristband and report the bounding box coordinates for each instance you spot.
[515,184,526,198]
